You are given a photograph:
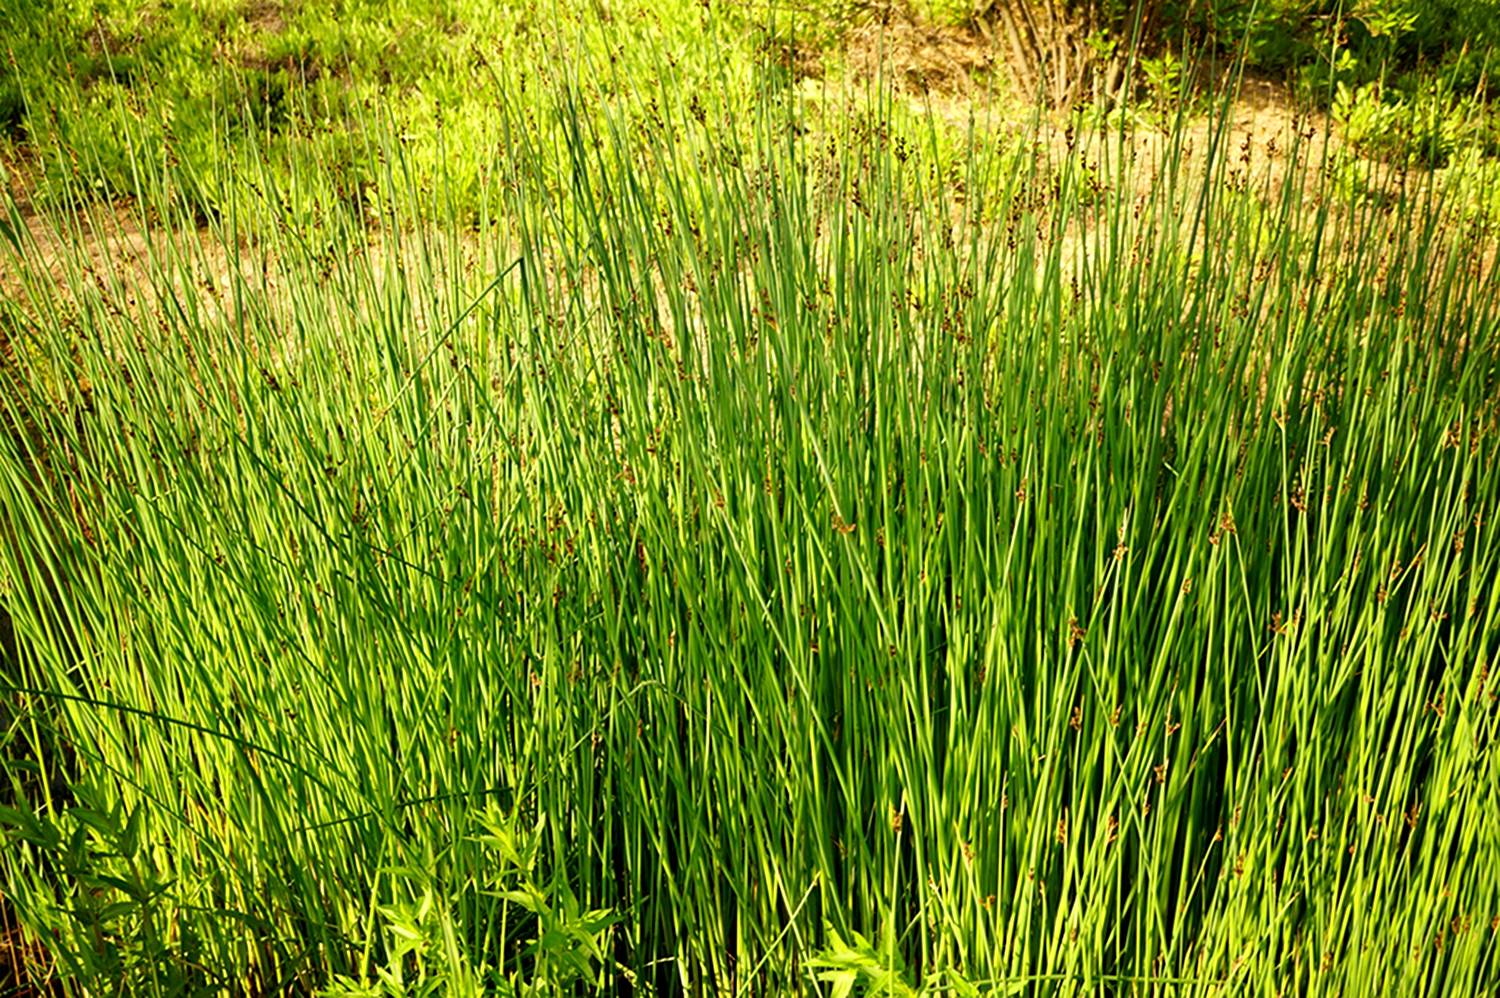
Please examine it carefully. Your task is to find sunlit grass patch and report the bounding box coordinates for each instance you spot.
[1,14,1499,996]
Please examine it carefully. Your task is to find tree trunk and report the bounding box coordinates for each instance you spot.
[977,0,1148,110]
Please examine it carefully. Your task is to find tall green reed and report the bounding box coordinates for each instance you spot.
[1,26,1498,995]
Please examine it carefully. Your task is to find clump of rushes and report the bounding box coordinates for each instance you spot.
[0,20,1498,996]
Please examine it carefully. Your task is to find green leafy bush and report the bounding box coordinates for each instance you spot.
[1335,78,1498,166]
